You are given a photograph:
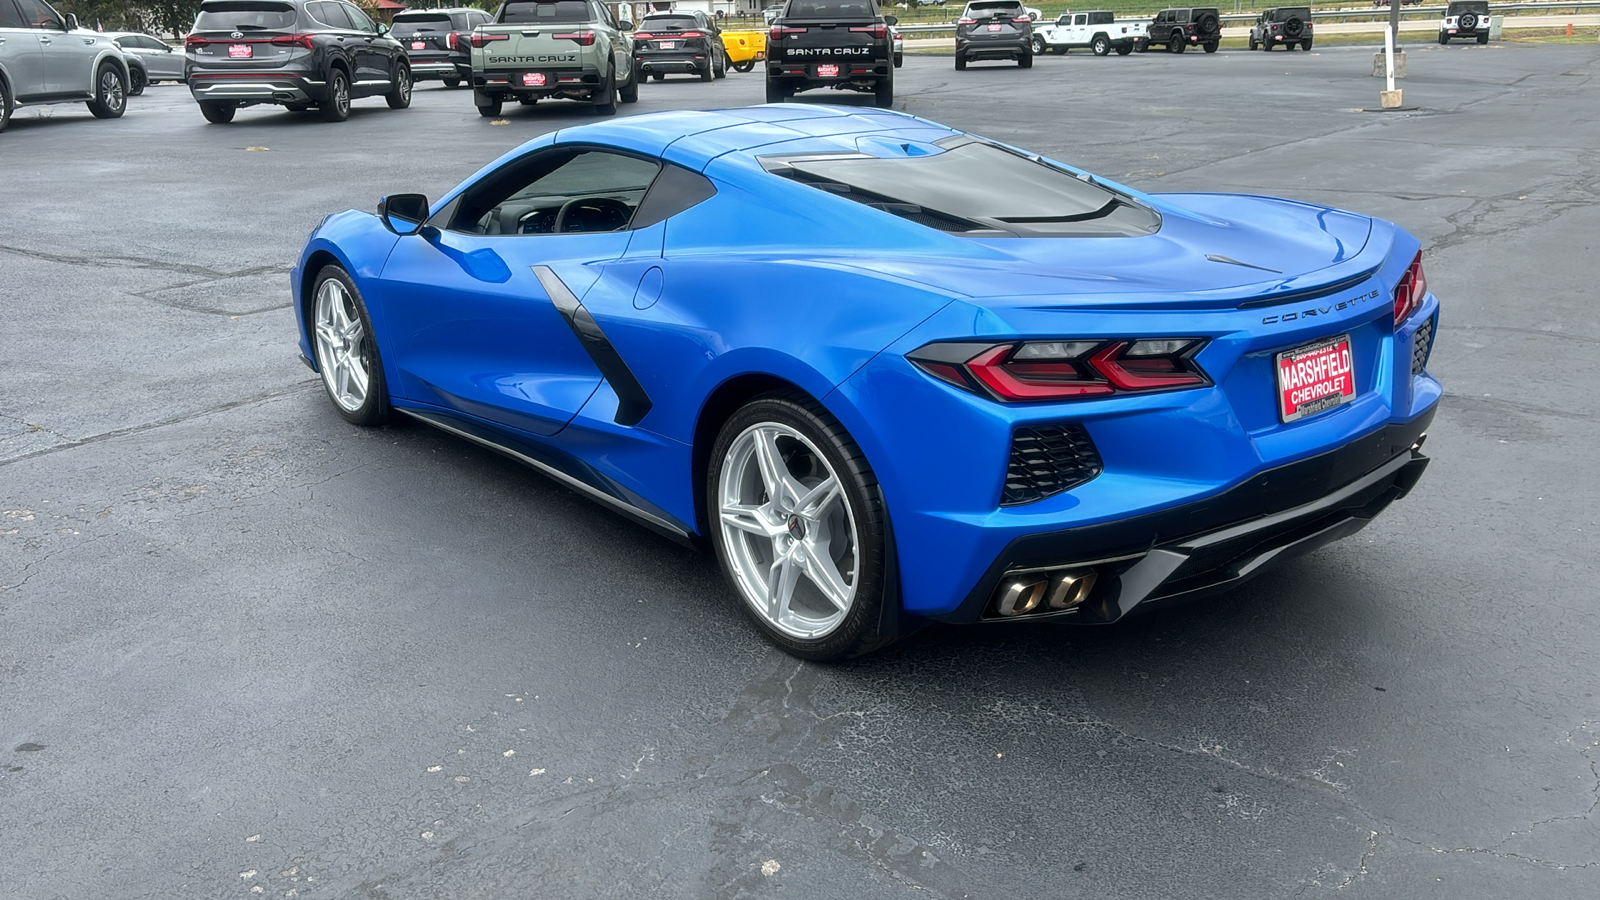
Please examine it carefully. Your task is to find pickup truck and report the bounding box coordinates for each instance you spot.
[765,0,895,107]
[1031,10,1145,56]
[469,0,637,117]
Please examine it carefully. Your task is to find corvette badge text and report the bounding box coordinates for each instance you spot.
[1261,288,1383,325]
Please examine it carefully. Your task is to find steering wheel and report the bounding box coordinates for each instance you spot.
[553,197,632,234]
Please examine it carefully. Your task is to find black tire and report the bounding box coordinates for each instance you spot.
[1169,33,1186,53]
[475,92,503,117]
[199,100,235,124]
[1438,31,1449,45]
[310,265,391,427]
[1115,43,1132,55]
[128,66,146,96]
[1030,35,1045,55]
[699,60,713,82]
[385,64,411,109]
[706,392,891,661]
[620,64,639,103]
[592,66,618,115]
[443,76,461,88]
[1134,39,1147,53]
[1303,39,1313,51]
[1286,40,1297,51]
[1249,35,1259,50]
[1477,32,1488,45]
[1053,45,1066,54]
[954,50,966,70]
[1197,12,1220,34]
[873,70,893,108]
[1091,35,1110,57]
[894,52,903,68]
[765,78,790,103]
[1284,17,1304,39]
[1459,13,1478,30]
[732,60,754,73]
[1018,48,1032,68]
[714,51,727,78]
[321,67,351,122]
[652,72,665,81]
[0,76,12,134]
[1203,41,1218,53]
[86,63,127,119]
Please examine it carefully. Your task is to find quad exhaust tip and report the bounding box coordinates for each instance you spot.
[992,569,1097,618]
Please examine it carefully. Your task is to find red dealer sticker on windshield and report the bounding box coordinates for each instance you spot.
[1275,334,1355,423]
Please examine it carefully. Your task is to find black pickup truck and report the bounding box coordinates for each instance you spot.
[765,0,896,107]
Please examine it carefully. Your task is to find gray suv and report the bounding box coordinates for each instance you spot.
[0,0,132,133]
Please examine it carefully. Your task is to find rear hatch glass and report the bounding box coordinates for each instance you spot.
[393,13,452,35]
[1271,8,1311,20]
[785,1,876,18]
[500,1,591,24]
[1448,1,1489,12]
[193,1,297,32]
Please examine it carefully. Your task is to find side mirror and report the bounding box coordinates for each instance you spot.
[619,20,634,30]
[885,15,898,25]
[376,22,389,35]
[379,193,430,235]
[63,13,78,30]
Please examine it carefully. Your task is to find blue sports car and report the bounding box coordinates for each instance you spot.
[293,105,1440,660]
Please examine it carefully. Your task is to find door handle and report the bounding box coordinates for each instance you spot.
[40,36,52,43]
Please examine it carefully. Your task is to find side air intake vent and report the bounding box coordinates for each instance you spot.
[1003,423,1103,506]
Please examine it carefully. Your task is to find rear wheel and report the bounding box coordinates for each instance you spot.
[1091,35,1110,56]
[1115,43,1132,55]
[699,60,713,82]
[321,68,350,122]
[0,77,14,134]
[592,66,618,115]
[1169,32,1186,53]
[954,50,967,70]
[475,91,502,117]
[86,63,127,119]
[873,70,893,108]
[199,100,235,124]
[708,394,890,661]
[1203,41,1218,53]
[732,60,754,73]
[1018,48,1032,68]
[894,52,903,67]
[1477,32,1488,44]
[765,78,790,103]
[714,51,727,78]
[443,76,461,88]
[1134,39,1147,52]
[385,65,411,109]
[1438,31,1449,44]
[311,266,390,427]
[128,66,146,96]
[620,64,639,103]
[1303,39,1313,50]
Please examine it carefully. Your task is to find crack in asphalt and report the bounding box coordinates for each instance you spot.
[0,241,283,282]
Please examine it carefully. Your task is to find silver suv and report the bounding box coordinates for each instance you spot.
[0,0,131,133]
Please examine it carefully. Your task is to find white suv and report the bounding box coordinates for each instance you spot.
[0,0,131,133]
[1439,0,1491,44]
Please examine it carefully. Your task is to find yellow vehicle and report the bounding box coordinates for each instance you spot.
[721,30,767,73]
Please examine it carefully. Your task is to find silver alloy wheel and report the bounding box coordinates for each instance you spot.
[718,422,859,640]
[332,75,349,115]
[313,278,369,412]
[398,68,411,102]
[101,69,125,113]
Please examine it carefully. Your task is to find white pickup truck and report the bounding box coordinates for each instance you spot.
[1031,10,1146,56]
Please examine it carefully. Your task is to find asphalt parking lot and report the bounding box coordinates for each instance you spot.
[3,41,1599,899]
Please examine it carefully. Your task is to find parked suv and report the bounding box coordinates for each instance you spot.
[391,6,491,89]
[109,32,185,89]
[955,0,1033,70]
[469,0,637,118]
[1249,7,1313,51]
[1439,1,1490,44]
[0,0,131,133]
[633,11,727,82]
[766,0,896,106]
[1137,7,1221,54]
[185,0,411,124]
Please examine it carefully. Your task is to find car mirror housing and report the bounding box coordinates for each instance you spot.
[63,12,78,30]
[619,20,634,30]
[885,15,898,26]
[376,22,389,35]
[378,194,430,235]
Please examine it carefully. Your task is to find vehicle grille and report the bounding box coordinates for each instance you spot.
[1002,423,1103,506]
[1411,314,1435,375]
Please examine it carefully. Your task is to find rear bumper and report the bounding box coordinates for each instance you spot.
[473,67,602,97]
[409,59,470,79]
[957,36,1030,58]
[635,52,708,73]
[932,408,1435,625]
[188,72,322,104]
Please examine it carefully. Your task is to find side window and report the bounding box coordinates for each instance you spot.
[15,0,62,28]
[450,149,664,236]
[308,1,350,29]
[1177,10,1190,23]
[1074,14,1085,25]
[0,0,23,28]
[342,2,376,32]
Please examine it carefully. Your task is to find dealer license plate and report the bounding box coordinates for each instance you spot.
[660,40,677,49]
[988,24,1003,31]
[228,44,252,58]
[523,72,546,86]
[411,41,426,50]
[816,63,839,77]
[1275,334,1355,423]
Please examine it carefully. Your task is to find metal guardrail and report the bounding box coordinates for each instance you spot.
[893,1,1600,33]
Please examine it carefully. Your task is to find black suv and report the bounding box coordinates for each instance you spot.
[955,0,1033,70]
[1249,7,1313,51]
[633,11,727,82]
[765,0,896,107]
[185,0,411,123]
[1137,8,1221,54]
[390,6,491,89]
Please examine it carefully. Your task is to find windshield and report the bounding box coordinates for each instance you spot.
[764,138,1160,238]
[500,1,591,25]
[193,1,296,31]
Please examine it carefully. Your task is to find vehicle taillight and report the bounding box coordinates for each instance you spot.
[1012,16,1032,24]
[554,31,596,45]
[908,339,1210,402]
[849,24,888,38]
[269,34,316,50]
[957,17,977,25]
[185,35,211,48]
[632,32,654,40]
[1393,251,1428,324]
[678,30,704,38]
[770,25,807,39]
[470,32,509,48]
[447,31,462,50]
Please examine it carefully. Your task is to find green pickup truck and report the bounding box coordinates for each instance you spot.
[470,0,637,116]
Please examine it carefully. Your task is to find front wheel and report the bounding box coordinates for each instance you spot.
[385,65,412,109]
[199,100,235,123]
[321,68,351,121]
[1249,35,1259,50]
[86,63,127,119]
[708,394,890,661]
[128,66,146,96]
[1092,36,1110,57]
[0,75,14,134]
[311,266,391,427]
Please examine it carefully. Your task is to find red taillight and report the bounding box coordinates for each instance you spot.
[185,35,209,48]
[849,24,888,38]
[1393,251,1427,323]
[909,339,1209,402]
[632,32,654,40]
[554,31,596,45]
[678,30,704,38]
[269,34,316,50]
[447,31,462,50]
[957,17,977,25]
[1012,16,1032,24]
[770,25,807,39]
[470,32,509,48]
